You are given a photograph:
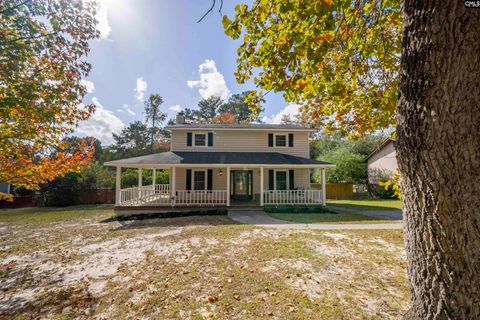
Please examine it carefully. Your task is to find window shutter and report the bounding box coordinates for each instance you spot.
[289,170,295,190]
[186,169,192,190]
[268,133,274,147]
[288,133,294,147]
[208,132,213,146]
[268,170,274,190]
[207,169,213,190]
[187,132,192,146]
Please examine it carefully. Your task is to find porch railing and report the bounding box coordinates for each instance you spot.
[263,189,323,205]
[119,184,170,206]
[175,190,227,205]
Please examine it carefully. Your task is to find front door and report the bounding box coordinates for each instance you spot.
[230,170,253,200]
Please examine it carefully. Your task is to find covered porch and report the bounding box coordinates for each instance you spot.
[104,151,334,209]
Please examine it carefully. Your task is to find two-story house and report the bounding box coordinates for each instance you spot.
[105,114,334,213]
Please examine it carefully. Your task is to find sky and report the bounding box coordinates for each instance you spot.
[75,0,300,145]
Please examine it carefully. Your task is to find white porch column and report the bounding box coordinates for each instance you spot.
[321,168,326,205]
[226,167,231,207]
[171,166,176,206]
[260,167,264,206]
[152,168,156,187]
[138,168,143,198]
[115,166,121,205]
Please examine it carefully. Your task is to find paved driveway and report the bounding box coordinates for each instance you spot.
[228,209,403,230]
[327,206,403,220]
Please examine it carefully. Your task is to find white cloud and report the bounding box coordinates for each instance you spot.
[117,104,136,116]
[187,59,230,100]
[134,77,148,101]
[76,97,124,145]
[80,79,95,94]
[169,105,183,113]
[263,104,300,124]
[96,0,112,39]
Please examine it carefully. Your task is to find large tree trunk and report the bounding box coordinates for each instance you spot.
[397,1,480,318]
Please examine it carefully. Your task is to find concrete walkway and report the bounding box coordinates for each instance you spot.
[228,210,403,230]
[327,205,403,220]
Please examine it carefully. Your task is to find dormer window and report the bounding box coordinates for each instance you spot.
[194,133,206,146]
[274,134,287,147]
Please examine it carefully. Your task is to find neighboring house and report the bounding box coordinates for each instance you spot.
[366,138,398,184]
[0,183,11,195]
[105,115,334,212]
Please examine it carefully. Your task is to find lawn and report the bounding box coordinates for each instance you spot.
[268,211,388,224]
[327,199,402,211]
[0,205,410,319]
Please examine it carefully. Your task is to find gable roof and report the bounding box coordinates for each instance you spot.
[365,138,396,161]
[165,123,314,131]
[104,151,334,167]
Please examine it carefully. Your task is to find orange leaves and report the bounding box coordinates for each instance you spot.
[211,112,237,124]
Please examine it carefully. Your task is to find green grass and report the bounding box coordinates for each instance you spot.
[0,205,114,224]
[263,206,335,214]
[327,199,402,211]
[268,212,393,224]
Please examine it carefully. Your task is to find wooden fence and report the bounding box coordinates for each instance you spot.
[76,189,115,204]
[310,183,354,200]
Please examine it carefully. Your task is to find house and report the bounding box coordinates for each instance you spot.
[366,138,398,184]
[0,183,11,195]
[105,115,334,213]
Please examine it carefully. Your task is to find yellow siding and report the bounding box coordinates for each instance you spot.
[171,130,309,157]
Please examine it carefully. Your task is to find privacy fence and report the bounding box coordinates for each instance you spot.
[310,183,354,200]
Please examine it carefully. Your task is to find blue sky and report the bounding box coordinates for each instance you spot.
[76,0,299,145]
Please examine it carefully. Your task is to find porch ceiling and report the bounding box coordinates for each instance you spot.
[104,151,334,168]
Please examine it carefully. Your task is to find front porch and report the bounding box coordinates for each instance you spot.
[113,166,327,208]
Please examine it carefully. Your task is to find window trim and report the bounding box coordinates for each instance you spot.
[274,133,288,148]
[273,169,289,190]
[192,169,207,190]
[193,132,208,147]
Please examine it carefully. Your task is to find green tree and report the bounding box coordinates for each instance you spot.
[196,96,224,122]
[322,148,366,184]
[219,91,259,123]
[144,94,167,151]
[111,121,150,158]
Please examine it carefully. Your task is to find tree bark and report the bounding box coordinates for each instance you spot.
[397,1,480,319]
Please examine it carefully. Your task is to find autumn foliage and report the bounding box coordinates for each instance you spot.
[0,0,99,200]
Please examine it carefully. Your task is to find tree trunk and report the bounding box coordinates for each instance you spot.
[397,1,480,318]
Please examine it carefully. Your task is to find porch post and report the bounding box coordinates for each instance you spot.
[138,168,143,198]
[321,168,326,205]
[152,168,156,187]
[171,166,176,206]
[260,167,264,206]
[226,167,230,206]
[115,166,121,205]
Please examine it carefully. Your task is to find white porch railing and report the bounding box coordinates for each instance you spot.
[175,190,227,205]
[263,189,323,205]
[120,184,170,206]
[118,185,227,206]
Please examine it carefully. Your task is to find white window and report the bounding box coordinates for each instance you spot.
[193,133,206,146]
[193,170,206,190]
[274,134,287,147]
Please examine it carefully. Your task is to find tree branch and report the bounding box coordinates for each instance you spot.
[197,0,224,23]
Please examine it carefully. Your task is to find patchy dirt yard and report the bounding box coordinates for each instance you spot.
[0,206,410,319]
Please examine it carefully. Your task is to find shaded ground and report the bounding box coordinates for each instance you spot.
[326,200,403,221]
[0,205,410,319]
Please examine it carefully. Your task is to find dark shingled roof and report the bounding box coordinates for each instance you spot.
[104,151,333,166]
[165,123,313,131]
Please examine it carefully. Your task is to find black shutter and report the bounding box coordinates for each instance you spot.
[208,132,213,146]
[187,132,192,146]
[207,169,213,190]
[268,170,274,190]
[288,133,294,147]
[186,169,192,190]
[289,170,295,190]
[268,133,274,147]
